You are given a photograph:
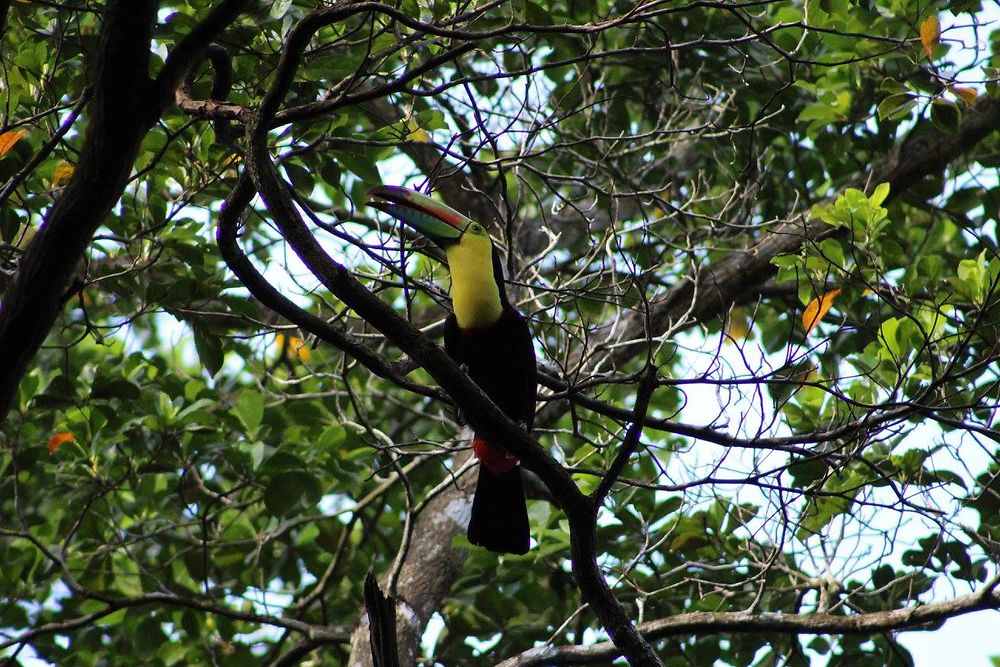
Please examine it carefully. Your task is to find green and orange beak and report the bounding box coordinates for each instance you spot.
[366,185,471,247]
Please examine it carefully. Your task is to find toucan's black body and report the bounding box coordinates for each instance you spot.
[443,305,536,437]
[367,185,537,555]
[444,303,536,555]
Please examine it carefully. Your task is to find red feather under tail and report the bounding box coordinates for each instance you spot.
[472,436,518,475]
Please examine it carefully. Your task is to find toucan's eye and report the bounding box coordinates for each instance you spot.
[469,223,483,234]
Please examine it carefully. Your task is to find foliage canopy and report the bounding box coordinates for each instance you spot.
[2,0,1000,665]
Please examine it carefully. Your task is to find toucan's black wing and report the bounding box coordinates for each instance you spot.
[444,306,537,555]
[443,307,537,428]
[509,307,537,430]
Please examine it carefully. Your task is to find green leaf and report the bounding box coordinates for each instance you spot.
[818,238,845,267]
[232,391,264,433]
[263,471,321,516]
[877,93,917,122]
[797,493,853,539]
[671,531,710,551]
[192,326,225,376]
[98,607,128,627]
[318,424,347,449]
[869,182,890,207]
[263,473,301,516]
[337,145,382,184]
[269,0,293,19]
[930,99,961,133]
[90,378,141,400]
[878,317,901,359]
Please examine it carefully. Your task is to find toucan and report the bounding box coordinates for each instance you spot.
[367,185,536,555]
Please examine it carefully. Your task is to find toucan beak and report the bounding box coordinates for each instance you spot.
[366,185,471,247]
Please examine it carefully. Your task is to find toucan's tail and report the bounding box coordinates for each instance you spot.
[468,437,530,555]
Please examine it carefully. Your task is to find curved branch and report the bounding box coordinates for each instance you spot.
[154,0,252,99]
[608,97,1000,367]
[217,172,447,401]
[499,585,1000,666]
[239,7,665,665]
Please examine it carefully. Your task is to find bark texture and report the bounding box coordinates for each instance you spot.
[0,0,159,420]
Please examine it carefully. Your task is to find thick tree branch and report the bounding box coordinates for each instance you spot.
[240,8,665,665]
[0,0,160,423]
[604,98,1000,368]
[0,0,253,425]
[348,473,477,667]
[498,586,1000,666]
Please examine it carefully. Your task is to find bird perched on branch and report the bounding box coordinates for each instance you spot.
[367,185,536,555]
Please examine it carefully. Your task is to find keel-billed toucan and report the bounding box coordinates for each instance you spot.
[367,185,536,555]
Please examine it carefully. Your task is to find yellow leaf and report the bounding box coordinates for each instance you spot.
[404,119,431,143]
[725,307,751,343]
[953,86,977,105]
[48,432,74,454]
[861,287,875,296]
[792,365,819,385]
[920,15,940,59]
[0,129,27,157]
[802,288,842,335]
[52,161,75,188]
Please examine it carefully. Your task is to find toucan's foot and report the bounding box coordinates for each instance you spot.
[459,362,470,374]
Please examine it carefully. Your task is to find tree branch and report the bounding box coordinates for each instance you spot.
[0,0,160,423]
[0,0,254,425]
[608,97,1000,367]
[154,0,253,99]
[498,587,1000,666]
[239,8,665,665]
[217,172,447,401]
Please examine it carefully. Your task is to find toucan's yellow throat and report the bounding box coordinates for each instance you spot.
[445,230,503,329]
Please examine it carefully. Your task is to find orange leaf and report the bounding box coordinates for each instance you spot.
[52,161,75,187]
[287,336,312,363]
[48,432,74,454]
[275,333,312,363]
[0,129,27,157]
[952,86,977,105]
[920,15,940,59]
[802,288,842,335]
